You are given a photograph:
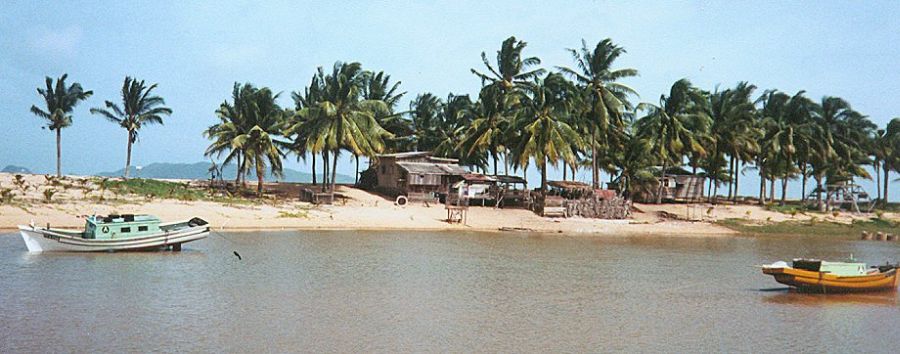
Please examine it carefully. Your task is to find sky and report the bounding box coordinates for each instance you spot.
[2,0,899,199]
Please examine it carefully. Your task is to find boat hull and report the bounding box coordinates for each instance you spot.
[18,225,208,252]
[763,267,900,293]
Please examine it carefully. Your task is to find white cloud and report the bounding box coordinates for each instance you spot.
[28,25,83,56]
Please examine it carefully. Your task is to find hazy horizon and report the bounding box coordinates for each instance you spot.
[3,1,899,199]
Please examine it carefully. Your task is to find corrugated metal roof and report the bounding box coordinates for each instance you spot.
[493,175,527,184]
[397,162,468,175]
[461,173,496,182]
[376,151,431,159]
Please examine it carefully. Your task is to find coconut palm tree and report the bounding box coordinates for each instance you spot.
[467,36,545,174]
[361,71,410,153]
[90,77,172,179]
[295,62,391,194]
[510,73,582,198]
[30,74,93,177]
[205,83,255,186]
[235,86,288,195]
[558,38,638,188]
[635,79,709,204]
[879,118,900,207]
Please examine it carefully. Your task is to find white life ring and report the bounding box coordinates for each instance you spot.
[395,195,408,206]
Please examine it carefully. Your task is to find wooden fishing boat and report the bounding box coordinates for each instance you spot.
[762,259,899,293]
[18,214,208,252]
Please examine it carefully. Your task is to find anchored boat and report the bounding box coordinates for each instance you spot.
[762,259,899,293]
[18,214,209,252]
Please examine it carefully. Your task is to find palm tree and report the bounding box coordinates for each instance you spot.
[30,74,93,177]
[558,38,638,188]
[294,62,391,194]
[467,36,545,174]
[205,83,255,186]
[90,77,172,179]
[234,86,287,195]
[635,79,709,204]
[510,73,582,198]
[879,118,900,207]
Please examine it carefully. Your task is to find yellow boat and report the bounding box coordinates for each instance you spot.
[762,259,899,293]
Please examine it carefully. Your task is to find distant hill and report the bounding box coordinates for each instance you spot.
[97,162,354,183]
[1,165,32,174]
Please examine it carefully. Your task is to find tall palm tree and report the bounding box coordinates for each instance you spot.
[558,38,638,188]
[635,79,709,204]
[205,83,255,186]
[90,77,172,179]
[30,74,93,177]
[879,118,900,207]
[295,62,391,194]
[234,87,287,195]
[467,36,545,174]
[510,73,582,198]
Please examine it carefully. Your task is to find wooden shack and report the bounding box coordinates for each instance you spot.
[369,151,468,201]
[637,173,706,203]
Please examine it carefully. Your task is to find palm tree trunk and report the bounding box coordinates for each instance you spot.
[769,178,775,202]
[875,162,881,202]
[712,179,719,204]
[355,154,359,185]
[540,156,548,198]
[312,153,317,185]
[330,149,339,195]
[816,176,824,211]
[656,160,667,204]
[727,156,735,201]
[562,163,567,181]
[234,151,242,186]
[256,163,264,196]
[884,167,890,208]
[734,160,740,202]
[322,151,329,192]
[55,129,62,178]
[591,126,599,188]
[800,164,808,208]
[758,165,766,206]
[124,132,133,179]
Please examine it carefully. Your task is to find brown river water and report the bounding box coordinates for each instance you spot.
[1,230,899,352]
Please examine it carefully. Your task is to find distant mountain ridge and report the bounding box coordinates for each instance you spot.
[96,162,354,183]
[1,165,32,174]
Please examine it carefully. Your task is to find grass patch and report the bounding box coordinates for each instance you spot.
[718,217,900,237]
[104,178,207,201]
[277,210,309,218]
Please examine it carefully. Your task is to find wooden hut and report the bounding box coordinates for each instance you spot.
[369,151,468,201]
[636,172,706,203]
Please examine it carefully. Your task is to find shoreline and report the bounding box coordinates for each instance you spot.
[2,173,893,239]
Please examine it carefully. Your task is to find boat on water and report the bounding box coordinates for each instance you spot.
[18,214,209,252]
[762,259,899,293]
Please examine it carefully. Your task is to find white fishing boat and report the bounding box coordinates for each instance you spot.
[18,214,209,252]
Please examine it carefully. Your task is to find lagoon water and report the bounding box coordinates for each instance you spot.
[1,230,899,352]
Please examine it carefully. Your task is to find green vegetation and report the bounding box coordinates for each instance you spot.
[25,35,900,209]
[718,217,900,237]
[29,74,93,177]
[42,189,57,203]
[90,77,173,179]
[103,178,205,201]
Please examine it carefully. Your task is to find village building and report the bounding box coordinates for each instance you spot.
[636,170,706,203]
[364,151,468,201]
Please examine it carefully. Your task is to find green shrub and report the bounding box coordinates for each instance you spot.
[42,189,57,203]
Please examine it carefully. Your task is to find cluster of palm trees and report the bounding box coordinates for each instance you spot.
[204,36,900,207]
[33,37,896,207]
[31,75,172,178]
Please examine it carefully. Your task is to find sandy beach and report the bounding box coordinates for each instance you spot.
[0,172,884,236]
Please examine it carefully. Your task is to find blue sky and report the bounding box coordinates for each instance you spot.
[2,1,899,199]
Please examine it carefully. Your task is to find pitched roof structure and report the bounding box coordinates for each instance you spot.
[396,161,468,175]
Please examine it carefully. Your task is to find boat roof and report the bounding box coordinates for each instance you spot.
[87,214,160,224]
